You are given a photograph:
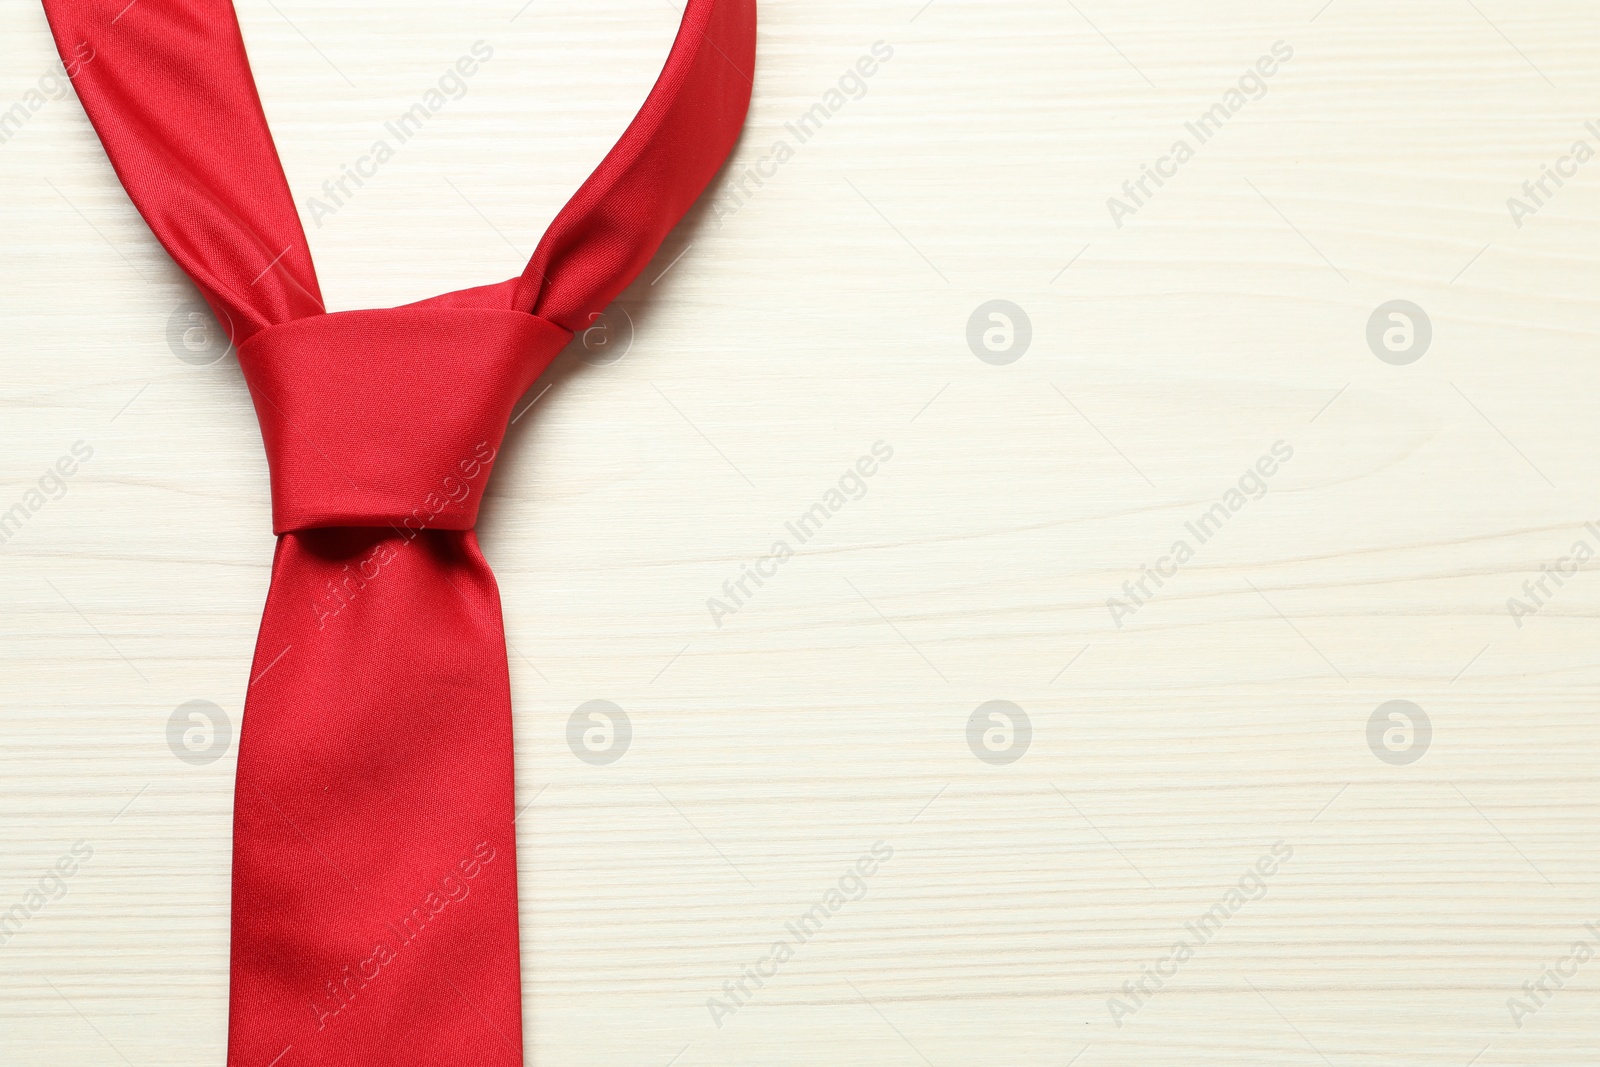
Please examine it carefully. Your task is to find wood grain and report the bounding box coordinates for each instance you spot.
[4,1,1600,1064]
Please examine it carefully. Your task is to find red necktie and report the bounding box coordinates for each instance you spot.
[41,2,755,1063]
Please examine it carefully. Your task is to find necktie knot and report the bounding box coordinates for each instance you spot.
[237,307,571,534]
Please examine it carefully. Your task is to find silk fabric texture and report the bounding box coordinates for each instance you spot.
[40,1,756,1063]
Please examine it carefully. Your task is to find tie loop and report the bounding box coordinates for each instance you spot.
[237,307,571,534]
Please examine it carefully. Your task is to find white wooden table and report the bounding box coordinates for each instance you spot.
[4,1,1600,1064]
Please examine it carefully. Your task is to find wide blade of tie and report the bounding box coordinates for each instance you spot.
[39,1,756,1063]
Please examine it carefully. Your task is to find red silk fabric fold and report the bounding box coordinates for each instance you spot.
[41,1,755,1063]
